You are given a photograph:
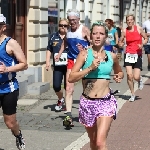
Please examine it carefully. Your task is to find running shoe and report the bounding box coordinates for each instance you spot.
[129,95,135,102]
[63,116,74,127]
[55,97,65,111]
[138,76,143,90]
[15,130,25,150]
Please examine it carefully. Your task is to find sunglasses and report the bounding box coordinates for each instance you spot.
[59,24,68,28]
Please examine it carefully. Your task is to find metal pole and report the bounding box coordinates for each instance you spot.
[57,0,60,30]
[139,0,142,26]
[107,0,109,18]
[64,0,66,18]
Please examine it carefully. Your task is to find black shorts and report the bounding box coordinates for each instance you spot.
[124,54,142,70]
[0,90,19,115]
[144,45,150,54]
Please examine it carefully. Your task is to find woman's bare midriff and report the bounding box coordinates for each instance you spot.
[82,79,110,98]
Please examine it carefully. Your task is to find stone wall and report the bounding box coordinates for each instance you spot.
[58,0,120,28]
[122,0,150,27]
[26,0,52,83]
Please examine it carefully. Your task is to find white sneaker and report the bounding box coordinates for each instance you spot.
[129,95,135,102]
[55,97,65,111]
[138,76,143,90]
[16,130,25,150]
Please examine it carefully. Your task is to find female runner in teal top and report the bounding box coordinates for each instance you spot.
[68,22,124,150]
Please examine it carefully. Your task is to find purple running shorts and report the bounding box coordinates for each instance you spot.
[79,93,117,127]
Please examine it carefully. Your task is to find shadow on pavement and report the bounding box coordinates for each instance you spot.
[43,99,80,112]
[0,148,4,150]
[142,74,150,79]
[116,95,142,101]
[43,104,56,111]
[144,83,150,86]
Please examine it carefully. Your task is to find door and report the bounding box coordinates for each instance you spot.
[0,0,16,37]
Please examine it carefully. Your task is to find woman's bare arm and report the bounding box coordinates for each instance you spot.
[68,50,92,83]
[139,26,148,45]
[112,53,124,79]
[6,39,28,72]
[115,31,119,45]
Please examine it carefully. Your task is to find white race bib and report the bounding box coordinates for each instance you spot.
[108,33,114,41]
[125,53,138,63]
[54,53,67,66]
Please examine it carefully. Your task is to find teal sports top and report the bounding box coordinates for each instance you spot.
[82,48,113,79]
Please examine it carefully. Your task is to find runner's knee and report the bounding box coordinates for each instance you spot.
[66,85,74,94]
[4,119,17,130]
[127,74,133,80]
[53,85,61,92]
[134,75,140,81]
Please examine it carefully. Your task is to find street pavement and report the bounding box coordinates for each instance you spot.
[81,77,150,150]
[0,54,149,150]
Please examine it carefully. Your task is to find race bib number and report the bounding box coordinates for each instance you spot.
[54,53,67,66]
[108,33,114,41]
[125,53,138,63]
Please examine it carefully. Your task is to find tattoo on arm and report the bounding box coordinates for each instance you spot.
[83,80,94,95]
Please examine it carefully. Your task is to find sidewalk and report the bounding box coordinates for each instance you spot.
[81,75,150,149]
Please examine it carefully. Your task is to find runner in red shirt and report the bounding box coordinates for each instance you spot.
[119,14,148,102]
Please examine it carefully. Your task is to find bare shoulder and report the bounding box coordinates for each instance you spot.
[6,38,21,52]
[136,25,142,30]
[7,38,22,51]
[122,28,126,33]
[136,25,142,29]
[82,25,90,32]
[82,25,91,42]
[136,25,143,33]
[8,38,19,46]
[79,49,87,57]
[76,50,87,64]
[138,26,144,32]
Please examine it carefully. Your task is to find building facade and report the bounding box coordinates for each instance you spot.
[0,0,49,82]
[120,0,150,27]
[1,0,150,85]
[57,0,150,28]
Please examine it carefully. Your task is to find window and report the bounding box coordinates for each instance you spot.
[48,0,58,36]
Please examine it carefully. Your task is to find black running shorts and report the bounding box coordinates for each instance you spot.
[124,54,142,71]
[0,90,19,115]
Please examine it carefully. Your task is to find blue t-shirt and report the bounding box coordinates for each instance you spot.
[104,27,117,52]
[108,27,117,46]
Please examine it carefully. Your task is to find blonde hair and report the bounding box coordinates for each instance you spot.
[59,18,69,25]
[126,14,135,21]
